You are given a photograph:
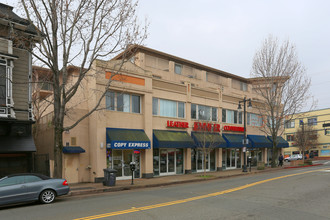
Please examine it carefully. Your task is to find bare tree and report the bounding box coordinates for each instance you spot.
[18,0,147,178]
[251,35,313,168]
[192,122,221,177]
[294,122,318,163]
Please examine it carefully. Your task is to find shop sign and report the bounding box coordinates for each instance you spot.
[111,141,150,149]
[193,122,221,132]
[223,125,244,132]
[167,120,189,129]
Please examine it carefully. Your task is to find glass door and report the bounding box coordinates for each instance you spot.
[168,149,175,173]
[159,149,177,175]
[160,149,167,173]
[112,150,123,177]
[231,150,236,167]
[226,149,239,169]
[111,149,140,179]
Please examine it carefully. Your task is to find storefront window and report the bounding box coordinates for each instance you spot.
[176,149,184,174]
[153,149,159,176]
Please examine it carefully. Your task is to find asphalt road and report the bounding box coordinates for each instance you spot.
[1,162,330,220]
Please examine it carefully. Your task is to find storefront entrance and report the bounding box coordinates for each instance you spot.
[222,148,241,169]
[191,148,216,172]
[153,148,184,176]
[107,149,140,180]
[247,149,262,166]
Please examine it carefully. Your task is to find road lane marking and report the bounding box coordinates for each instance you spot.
[74,168,329,220]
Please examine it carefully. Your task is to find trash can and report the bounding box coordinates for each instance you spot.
[103,168,117,186]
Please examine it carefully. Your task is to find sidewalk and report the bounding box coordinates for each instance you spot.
[68,166,286,196]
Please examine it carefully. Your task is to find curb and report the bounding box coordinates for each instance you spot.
[284,163,323,169]
[69,164,326,197]
[69,168,284,197]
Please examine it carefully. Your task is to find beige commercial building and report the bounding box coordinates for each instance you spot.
[284,108,330,158]
[35,46,287,183]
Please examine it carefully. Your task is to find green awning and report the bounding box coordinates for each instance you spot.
[153,130,194,148]
[191,132,226,148]
[222,133,252,148]
[106,128,151,149]
[267,136,289,148]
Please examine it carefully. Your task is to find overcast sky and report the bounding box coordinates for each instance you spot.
[137,0,330,111]
[2,0,329,111]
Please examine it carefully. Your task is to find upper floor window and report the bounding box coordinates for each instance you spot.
[174,63,182,75]
[222,109,242,124]
[286,134,294,141]
[153,98,184,118]
[192,104,217,121]
[240,82,247,91]
[285,120,295,128]
[106,91,141,114]
[307,117,317,126]
[247,113,263,126]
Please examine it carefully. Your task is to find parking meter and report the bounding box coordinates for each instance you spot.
[130,161,136,171]
[248,156,252,172]
[130,162,136,185]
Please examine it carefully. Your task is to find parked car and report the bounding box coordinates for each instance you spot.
[0,173,70,206]
[284,154,302,162]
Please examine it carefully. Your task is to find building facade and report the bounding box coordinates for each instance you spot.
[36,46,287,183]
[284,108,330,158]
[0,3,40,177]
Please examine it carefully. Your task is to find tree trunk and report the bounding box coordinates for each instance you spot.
[271,145,278,168]
[203,148,206,177]
[53,125,63,178]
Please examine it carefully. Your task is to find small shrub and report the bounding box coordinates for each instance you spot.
[305,159,313,165]
[257,165,265,170]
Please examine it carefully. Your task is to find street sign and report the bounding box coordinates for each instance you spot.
[242,139,249,145]
[243,147,246,152]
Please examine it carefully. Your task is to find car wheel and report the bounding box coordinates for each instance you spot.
[39,189,56,204]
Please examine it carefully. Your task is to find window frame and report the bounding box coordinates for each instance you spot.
[307,117,317,126]
[153,97,185,119]
[0,58,13,117]
[247,113,263,127]
[222,109,242,124]
[105,91,141,114]
[174,63,182,75]
[286,134,294,141]
[285,120,295,128]
[191,104,217,122]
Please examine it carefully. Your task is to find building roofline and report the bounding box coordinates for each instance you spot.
[113,44,250,82]
[295,107,330,115]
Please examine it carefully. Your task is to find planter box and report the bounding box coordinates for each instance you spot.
[290,160,303,166]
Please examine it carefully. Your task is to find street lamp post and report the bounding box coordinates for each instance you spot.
[238,97,252,172]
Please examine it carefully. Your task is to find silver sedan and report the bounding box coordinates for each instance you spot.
[0,173,70,206]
